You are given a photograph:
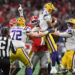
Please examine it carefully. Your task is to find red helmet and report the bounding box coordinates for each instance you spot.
[9,18,16,27]
[30,16,38,26]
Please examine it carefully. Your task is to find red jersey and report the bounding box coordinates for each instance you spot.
[28,24,48,52]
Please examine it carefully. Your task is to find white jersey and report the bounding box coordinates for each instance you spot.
[38,9,52,31]
[59,28,75,50]
[10,26,31,48]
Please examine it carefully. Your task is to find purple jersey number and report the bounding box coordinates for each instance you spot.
[12,30,22,40]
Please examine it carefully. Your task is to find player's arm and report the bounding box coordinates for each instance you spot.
[18,4,23,17]
[27,27,54,38]
[52,16,57,26]
[27,31,49,38]
[46,16,57,28]
[52,31,71,38]
[47,20,52,28]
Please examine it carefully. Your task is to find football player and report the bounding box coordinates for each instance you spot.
[9,5,32,75]
[28,16,49,75]
[9,18,25,75]
[38,2,58,74]
[53,19,75,75]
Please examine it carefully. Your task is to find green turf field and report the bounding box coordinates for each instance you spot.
[17,63,72,75]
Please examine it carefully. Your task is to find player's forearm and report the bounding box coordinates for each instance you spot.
[52,16,57,25]
[52,17,57,27]
[36,31,49,37]
[53,32,71,38]
[47,21,56,28]
[18,4,23,17]
[47,21,53,28]
[27,31,48,38]
[59,32,71,37]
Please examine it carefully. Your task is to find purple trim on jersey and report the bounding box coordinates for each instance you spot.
[48,35,56,52]
[45,10,48,14]
[46,36,53,53]
[72,51,75,70]
[21,48,32,65]
[11,27,24,30]
[47,35,56,52]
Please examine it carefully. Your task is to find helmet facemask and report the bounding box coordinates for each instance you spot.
[67,22,74,29]
[17,17,25,27]
[31,19,38,27]
[30,16,39,27]
[66,19,75,29]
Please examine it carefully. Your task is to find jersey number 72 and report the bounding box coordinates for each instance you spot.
[11,30,22,40]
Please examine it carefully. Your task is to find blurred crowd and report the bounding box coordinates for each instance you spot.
[0,0,75,26]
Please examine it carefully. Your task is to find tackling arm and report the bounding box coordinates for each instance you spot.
[27,31,49,38]
[52,31,71,38]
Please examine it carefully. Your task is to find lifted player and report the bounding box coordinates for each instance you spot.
[38,2,58,74]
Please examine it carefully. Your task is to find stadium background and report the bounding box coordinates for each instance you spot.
[0,0,75,75]
[0,0,75,26]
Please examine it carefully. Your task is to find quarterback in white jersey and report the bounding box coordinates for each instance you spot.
[38,2,58,74]
[38,9,52,31]
[38,3,57,31]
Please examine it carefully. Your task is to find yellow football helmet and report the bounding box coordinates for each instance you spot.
[66,19,75,28]
[44,3,55,14]
[17,17,26,26]
[71,19,75,28]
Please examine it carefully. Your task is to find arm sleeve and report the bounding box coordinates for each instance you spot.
[59,32,72,37]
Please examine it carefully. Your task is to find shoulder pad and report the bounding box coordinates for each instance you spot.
[43,9,49,15]
[67,29,73,34]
